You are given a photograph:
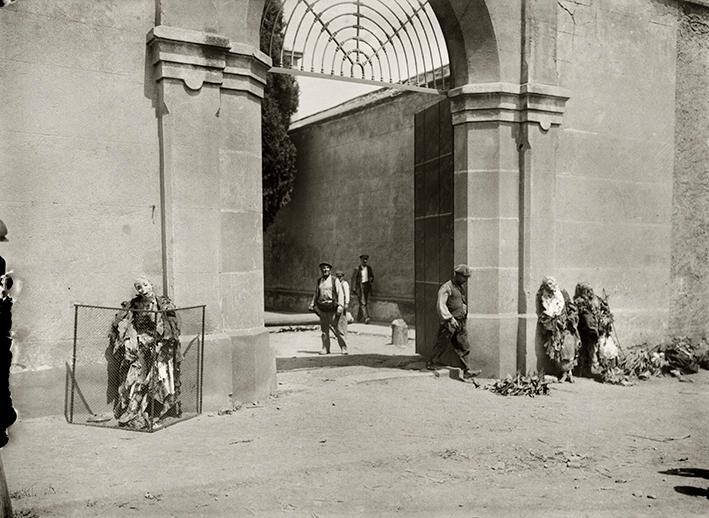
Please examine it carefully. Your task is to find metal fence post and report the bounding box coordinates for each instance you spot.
[69,304,79,423]
[199,305,205,414]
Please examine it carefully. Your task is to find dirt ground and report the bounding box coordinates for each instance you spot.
[3,326,708,517]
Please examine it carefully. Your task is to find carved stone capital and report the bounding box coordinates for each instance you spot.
[147,25,272,98]
[448,82,570,130]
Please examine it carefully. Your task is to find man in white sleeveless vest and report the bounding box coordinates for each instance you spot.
[309,261,347,355]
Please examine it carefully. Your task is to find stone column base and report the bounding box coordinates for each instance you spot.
[12,329,276,418]
[466,315,519,378]
[202,329,276,411]
[517,314,549,375]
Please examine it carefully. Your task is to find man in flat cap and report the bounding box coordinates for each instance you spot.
[309,261,347,355]
[351,254,374,324]
[426,264,481,380]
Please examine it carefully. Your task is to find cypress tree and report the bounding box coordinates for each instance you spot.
[260,1,300,229]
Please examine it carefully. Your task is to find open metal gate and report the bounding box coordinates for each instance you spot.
[262,0,449,94]
[414,98,453,358]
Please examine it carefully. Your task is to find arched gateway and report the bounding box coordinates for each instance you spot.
[145,0,570,406]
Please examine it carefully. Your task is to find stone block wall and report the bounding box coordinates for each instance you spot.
[0,0,161,371]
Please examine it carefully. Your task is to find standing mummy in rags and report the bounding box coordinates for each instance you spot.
[536,277,581,382]
[108,277,182,429]
[573,282,619,378]
[0,219,17,447]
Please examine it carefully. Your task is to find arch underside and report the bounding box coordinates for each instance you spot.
[262,0,450,93]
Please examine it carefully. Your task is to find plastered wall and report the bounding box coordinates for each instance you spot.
[264,90,444,322]
[0,0,161,370]
[670,2,709,339]
[555,0,679,345]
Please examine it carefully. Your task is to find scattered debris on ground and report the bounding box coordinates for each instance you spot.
[10,486,57,500]
[229,439,254,445]
[214,401,249,416]
[627,433,691,443]
[486,374,549,397]
[438,449,471,461]
[600,337,709,385]
[276,325,318,333]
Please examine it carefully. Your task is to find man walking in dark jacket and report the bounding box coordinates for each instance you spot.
[426,264,481,380]
[351,254,374,324]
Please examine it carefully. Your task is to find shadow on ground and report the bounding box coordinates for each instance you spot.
[659,468,709,479]
[673,485,709,499]
[659,467,709,500]
[276,353,424,372]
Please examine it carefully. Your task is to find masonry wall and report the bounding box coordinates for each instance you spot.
[670,1,709,339]
[264,91,444,322]
[0,0,161,371]
[554,0,679,345]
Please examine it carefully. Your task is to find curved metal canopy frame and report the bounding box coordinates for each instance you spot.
[261,0,450,94]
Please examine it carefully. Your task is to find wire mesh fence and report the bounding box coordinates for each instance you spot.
[66,304,205,432]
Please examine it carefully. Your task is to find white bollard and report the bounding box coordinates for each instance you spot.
[391,319,408,346]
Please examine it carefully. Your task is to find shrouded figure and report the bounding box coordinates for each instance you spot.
[108,277,182,429]
[536,277,580,383]
[573,282,618,378]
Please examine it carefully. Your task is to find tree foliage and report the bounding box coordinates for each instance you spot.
[261,1,300,229]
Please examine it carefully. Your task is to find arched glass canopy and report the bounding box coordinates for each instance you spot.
[262,0,450,94]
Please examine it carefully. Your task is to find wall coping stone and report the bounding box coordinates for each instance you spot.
[148,25,232,49]
[448,82,570,129]
[684,0,709,8]
[147,25,272,97]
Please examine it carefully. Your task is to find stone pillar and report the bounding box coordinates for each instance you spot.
[448,83,568,377]
[147,26,276,408]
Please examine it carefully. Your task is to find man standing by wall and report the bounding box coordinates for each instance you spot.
[426,264,481,380]
[309,262,347,355]
[351,254,374,324]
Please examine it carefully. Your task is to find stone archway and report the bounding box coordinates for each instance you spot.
[148,0,570,407]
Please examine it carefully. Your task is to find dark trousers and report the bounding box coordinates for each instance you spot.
[0,337,12,420]
[430,317,472,371]
[318,311,347,352]
[356,282,371,321]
